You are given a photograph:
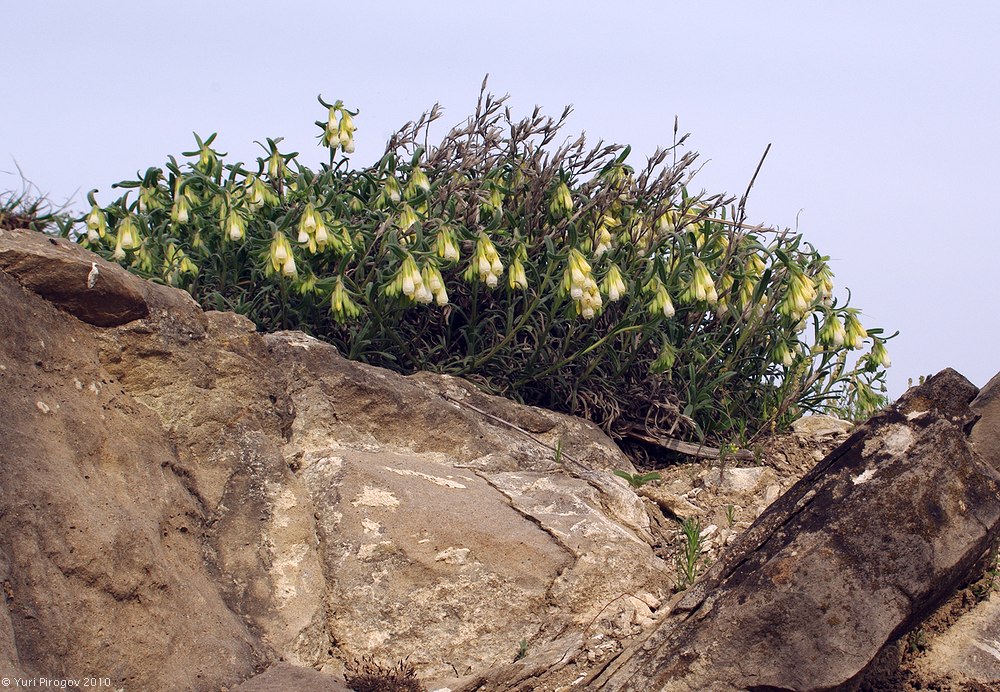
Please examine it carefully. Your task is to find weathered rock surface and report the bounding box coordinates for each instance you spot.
[791,413,855,438]
[5,227,1000,692]
[972,370,1000,473]
[587,368,1000,691]
[910,594,1000,688]
[0,228,199,326]
[0,229,670,690]
[232,663,351,692]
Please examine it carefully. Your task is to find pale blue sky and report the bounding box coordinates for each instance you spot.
[4,1,998,397]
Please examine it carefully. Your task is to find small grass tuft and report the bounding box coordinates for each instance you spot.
[0,171,74,234]
[344,656,425,692]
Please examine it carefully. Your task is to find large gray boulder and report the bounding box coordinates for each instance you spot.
[587,368,1000,691]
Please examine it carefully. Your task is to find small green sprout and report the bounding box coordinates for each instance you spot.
[614,470,662,489]
[513,638,529,662]
[675,517,705,590]
[725,504,737,527]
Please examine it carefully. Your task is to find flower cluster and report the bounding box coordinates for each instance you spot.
[645,277,676,318]
[331,277,361,322]
[593,214,619,256]
[549,181,573,218]
[778,268,818,321]
[85,204,108,241]
[508,244,528,290]
[296,203,330,252]
[678,258,718,305]
[434,225,460,262]
[268,232,297,276]
[601,264,627,302]
[563,249,602,319]
[467,233,504,288]
[112,215,142,259]
[323,101,356,154]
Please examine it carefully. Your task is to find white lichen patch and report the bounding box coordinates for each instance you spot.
[862,424,914,460]
[282,332,320,350]
[300,453,343,475]
[267,485,299,529]
[36,401,50,414]
[383,466,466,489]
[271,543,313,606]
[362,518,382,534]
[852,468,877,485]
[351,486,400,509]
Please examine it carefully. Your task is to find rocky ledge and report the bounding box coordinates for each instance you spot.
[1,228,999,692]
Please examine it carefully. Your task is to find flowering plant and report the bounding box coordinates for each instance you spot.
[77,88,892,453]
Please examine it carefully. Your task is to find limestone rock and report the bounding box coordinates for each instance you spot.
[232,663,351,692]
[791,413,854,438]
[0,270,268,691]
[590,369,1000,691]
[0,228,146,326]
[701,465,771,492]
[0,230,670,690]
[267,331,668,682]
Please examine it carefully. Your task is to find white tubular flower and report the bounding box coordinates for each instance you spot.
[773,341,794,367]
[405,165,431,197]
[655,209,679,235]
[468,233,503,288]
[338,111,356,153]
[870,340,891,368]
[843,310,867,350]
[382,176,402,204]
[814,261,835,298]
[818,311,848,347]
[86,205,108,239]
[435,225,461,262]
[602,264,627,302]
[398,204,419,232]
[396,254,424,299]
[116,215,142,250]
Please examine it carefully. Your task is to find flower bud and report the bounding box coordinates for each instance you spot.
[549,181,573,218]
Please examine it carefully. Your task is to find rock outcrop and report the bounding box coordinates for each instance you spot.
[0,229,670,690]
[3,228,999,692]
[587,368,1000,691]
